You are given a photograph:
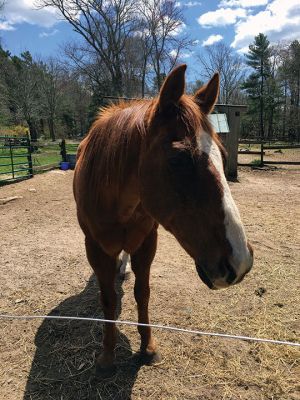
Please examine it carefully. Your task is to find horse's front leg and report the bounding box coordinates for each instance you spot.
[131,227,162,365]
[85,237,117,374]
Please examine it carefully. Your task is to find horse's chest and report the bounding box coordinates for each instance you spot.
[90,207,155,256]
[122,208,155,254]
[118,205,140,224]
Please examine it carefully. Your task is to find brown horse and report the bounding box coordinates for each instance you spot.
[73,64,253,373]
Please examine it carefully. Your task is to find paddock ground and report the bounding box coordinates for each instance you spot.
[238,147,300,167]
[0,167,299,400]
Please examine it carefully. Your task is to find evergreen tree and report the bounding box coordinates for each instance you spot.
[243,33,271,139]
[288,40,300,140]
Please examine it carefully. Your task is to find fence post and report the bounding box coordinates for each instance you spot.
[26,133,33,178]
[9,139,15,179]
[260,141,264,167]
[60,139,67,162]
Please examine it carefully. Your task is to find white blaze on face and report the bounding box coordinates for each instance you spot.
[198,132,253,278]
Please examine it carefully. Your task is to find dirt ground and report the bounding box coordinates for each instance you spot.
[0,167,299,400]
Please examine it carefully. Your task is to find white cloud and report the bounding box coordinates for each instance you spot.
[184,1,202,7]
[170,49,193,59]
[176,1,202,6]
[180,51,193,58]
[198,7,247,27]
[219,0,269,7]
[0,0,60,31]
[202,34,223,46]
[0,21,16,31]
[170,21,186,36]
[39,29,59,38]
[231,0,300,50]
[236,45,250,54]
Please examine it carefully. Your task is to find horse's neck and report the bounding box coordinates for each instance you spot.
[81,103,149,223]
[110,123,143,223]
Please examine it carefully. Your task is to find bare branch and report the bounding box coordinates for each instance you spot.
[197,43,246,104]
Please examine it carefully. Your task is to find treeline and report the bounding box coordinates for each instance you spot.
[0,48,91,141]
[37,0,190,98]
[0,0,190,141]
[0,0,299,142]
[241,34,300,142]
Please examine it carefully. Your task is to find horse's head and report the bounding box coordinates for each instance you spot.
[140,64,253,290]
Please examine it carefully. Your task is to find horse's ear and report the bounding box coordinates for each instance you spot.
[158,64,187,113]
[194,73,219,114]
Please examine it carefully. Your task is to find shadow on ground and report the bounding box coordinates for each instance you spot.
[23,275,141,400]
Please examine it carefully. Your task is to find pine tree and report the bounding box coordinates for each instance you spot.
[288,41,300,141]
[243,33,271,139]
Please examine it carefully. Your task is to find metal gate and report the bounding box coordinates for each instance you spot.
[0,135,33,184]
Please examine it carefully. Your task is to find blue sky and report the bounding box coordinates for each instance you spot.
[1,0,300,82]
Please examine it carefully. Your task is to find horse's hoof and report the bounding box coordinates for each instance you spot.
[95,353,116,378]
[139,350,163,366]
[95,363,117,378]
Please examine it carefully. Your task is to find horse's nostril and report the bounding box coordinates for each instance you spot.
[196,263,214,289]
[235,270,247,284]
[224,261,237,284]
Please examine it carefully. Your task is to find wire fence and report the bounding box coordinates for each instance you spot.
[0,314,299,348]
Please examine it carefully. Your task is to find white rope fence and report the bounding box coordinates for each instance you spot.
[0,314,299,347]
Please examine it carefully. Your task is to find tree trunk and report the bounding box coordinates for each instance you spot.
[27,119,38,142]
[112,68,123,96]
[268,105,274,140]
[155,58,162,90]
[297,71,300,141]
[141,56,147,98]
[39,119,45,137]
[48,118,56,142]
[282,80,287,139]
[260,60,264,140]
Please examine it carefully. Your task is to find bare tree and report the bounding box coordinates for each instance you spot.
[37,0,138,95]
[274,40,300,141]
[60,40,110,105]
[132,25,155,97]
[58,72,91,137]
[40,58,65,141]
[9,52,43,141]
[197,42,245,104]
[138,0,191,91]
[122,36,146,97]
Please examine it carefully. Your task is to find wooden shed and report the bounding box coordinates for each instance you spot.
[213,104,247,180]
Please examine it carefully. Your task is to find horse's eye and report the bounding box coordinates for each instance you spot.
[167,150,197,201]
[168,151,194,171]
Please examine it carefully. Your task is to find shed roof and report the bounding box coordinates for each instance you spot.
[209,113,230,133]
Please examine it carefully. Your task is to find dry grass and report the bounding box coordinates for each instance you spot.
[0,168,299,399]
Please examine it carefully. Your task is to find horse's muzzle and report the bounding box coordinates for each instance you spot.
[195,263,215,289]
[195,253,253,290]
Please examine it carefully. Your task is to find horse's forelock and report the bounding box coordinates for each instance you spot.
[176,96,225,163]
